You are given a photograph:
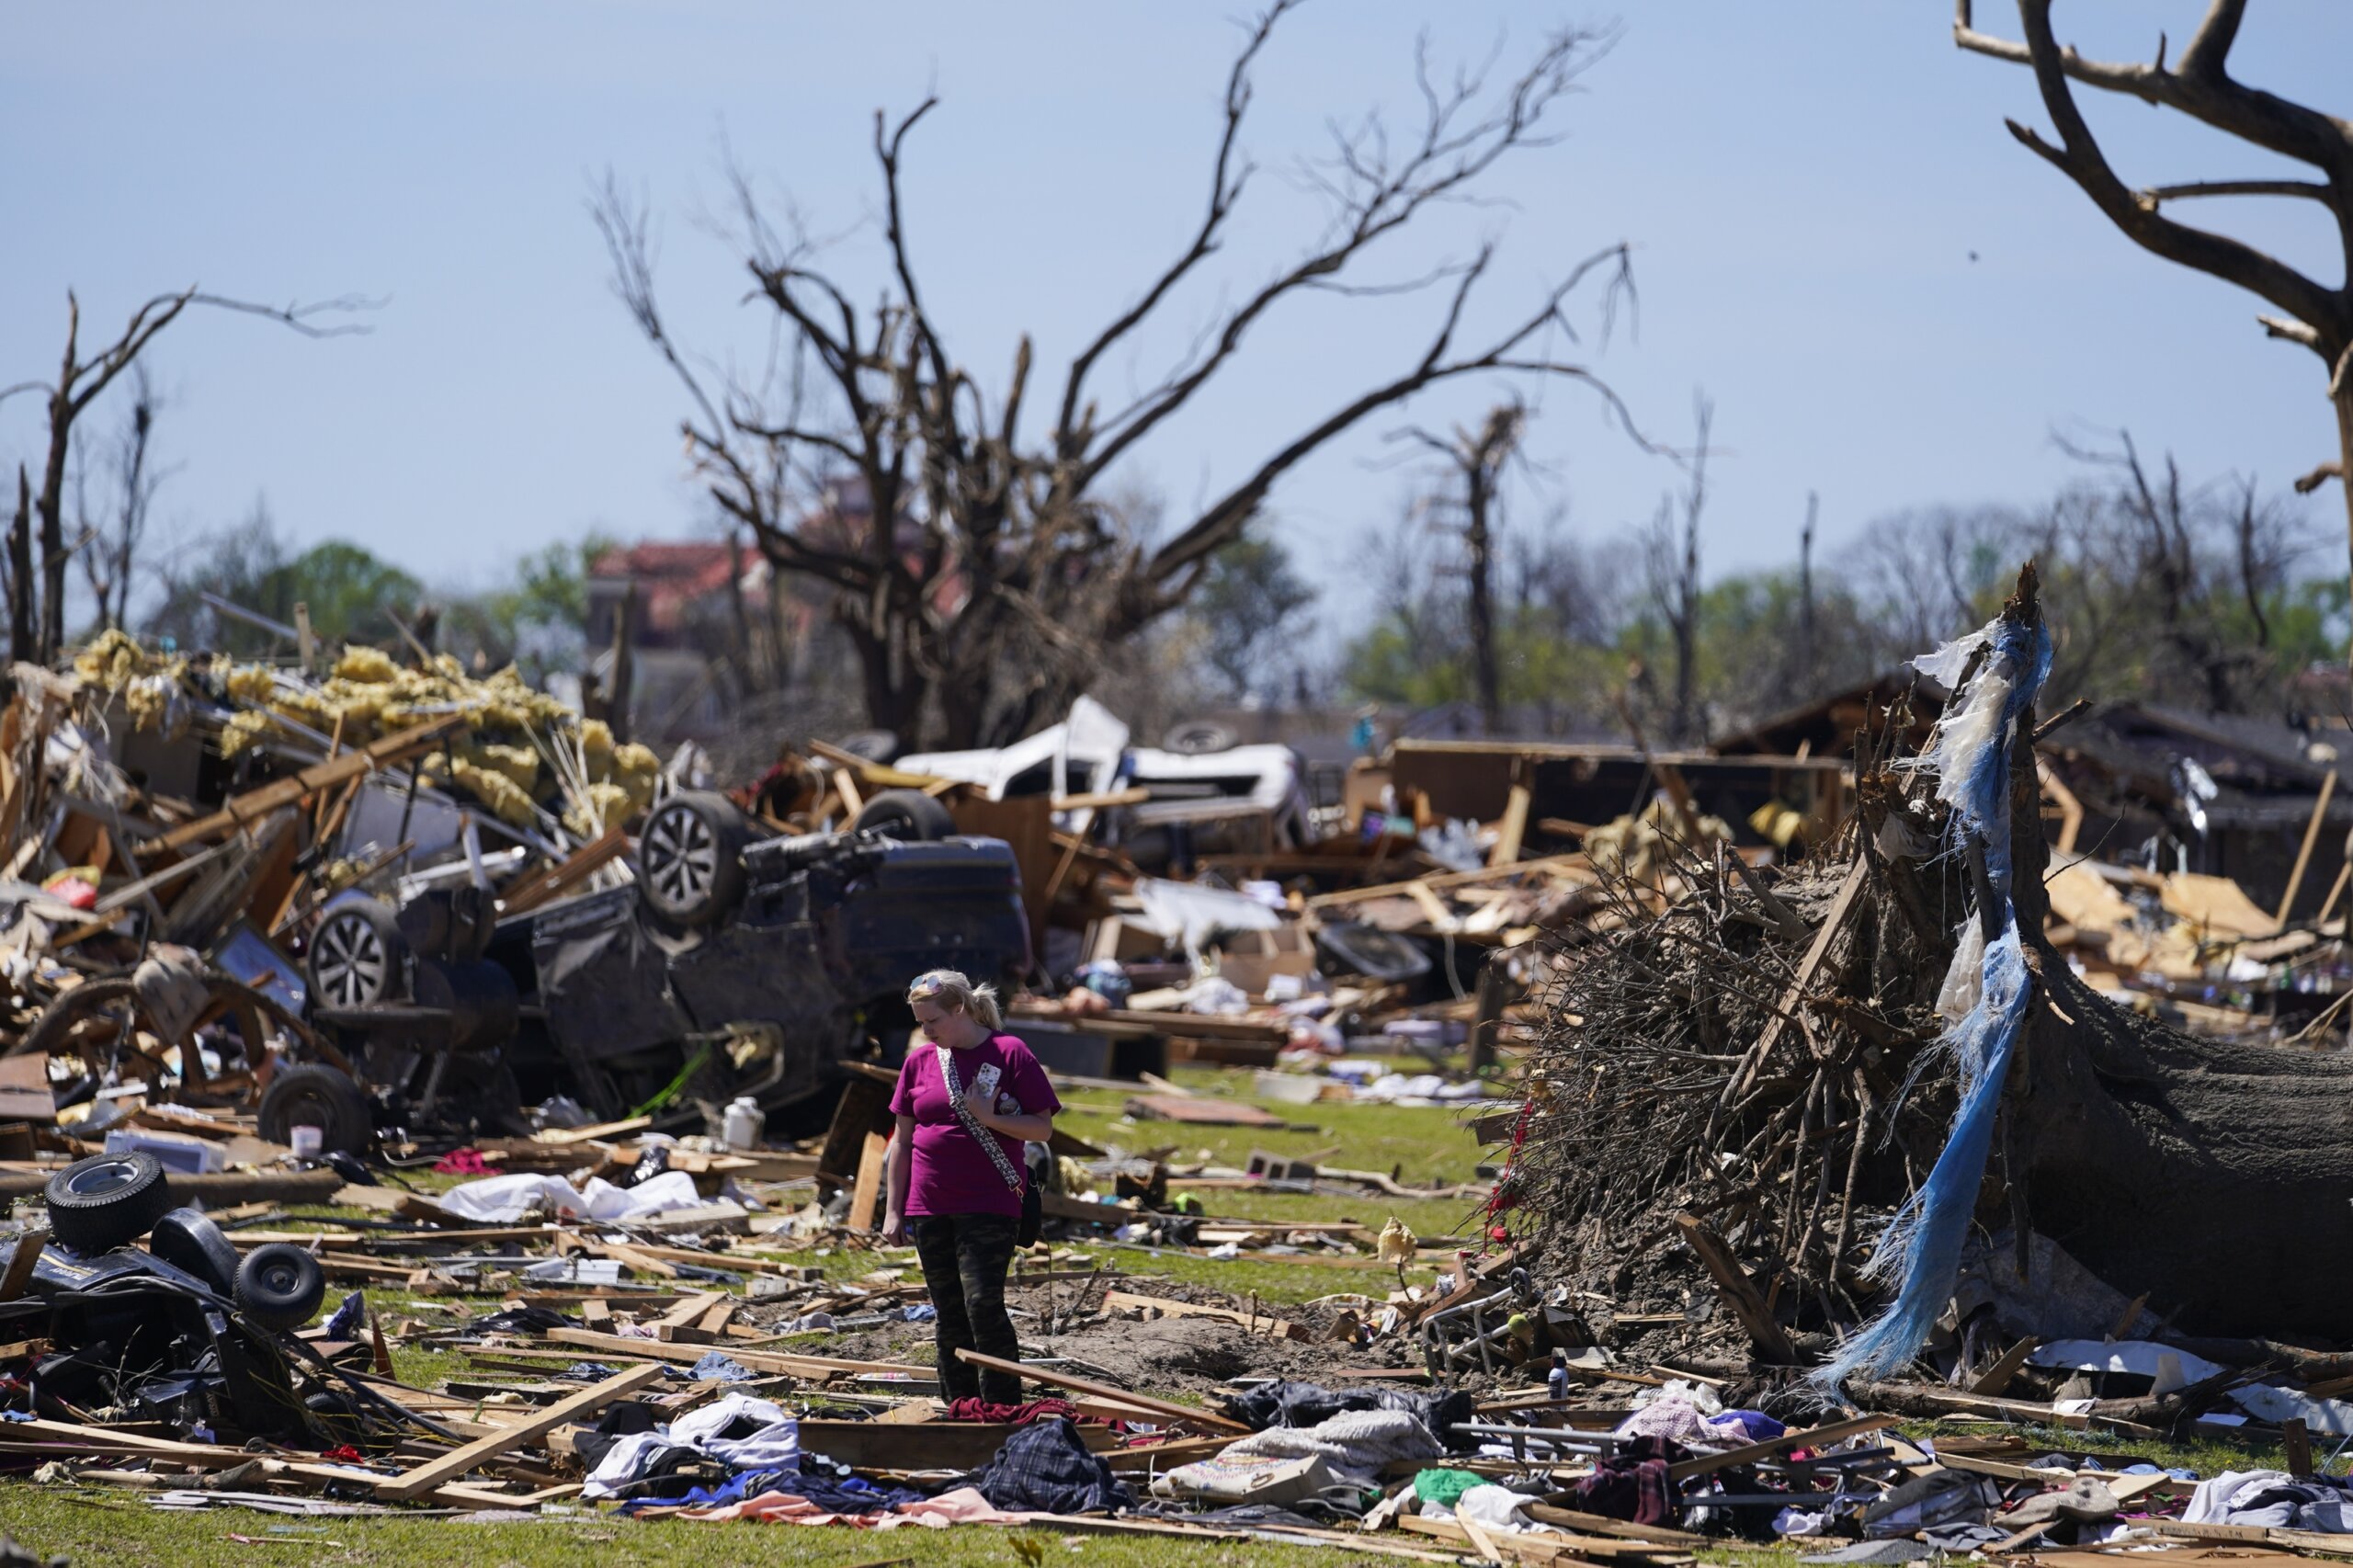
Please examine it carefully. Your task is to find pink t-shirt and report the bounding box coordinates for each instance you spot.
[889,1032,1062,1218]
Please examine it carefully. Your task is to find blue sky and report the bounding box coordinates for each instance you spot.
[6,3,2350,633]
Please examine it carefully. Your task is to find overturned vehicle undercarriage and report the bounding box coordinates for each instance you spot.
[301,789,1029,1146]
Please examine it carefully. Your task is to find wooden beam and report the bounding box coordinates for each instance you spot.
[1673,1214,1797,1364]
[954,1348,1250,1433]
[2278,771,2339,926]
[499,823,631,916]
[148,710,470,853]
[374,1362,665,1498]
[0,1228,45,1301]
[1489,778,1532,867]
[1968,1336,2040,1397]
[848,1128,891,1233]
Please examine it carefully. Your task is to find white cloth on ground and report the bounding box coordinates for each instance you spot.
[438,1168,703,1223]
[1219,1408,1440,1485]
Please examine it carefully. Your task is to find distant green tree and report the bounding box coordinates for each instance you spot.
[438,535,616,685]
[146,500,424,657]
[1191,531,1316,701]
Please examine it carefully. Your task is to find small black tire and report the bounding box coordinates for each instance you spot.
[44,1152,174,1254]
[853,788,955,843]
[636,790,753,926]
[150,1205,239,1295]
[235,1243,326,1331]
[259,1063,374,1155]
[308,895,407,1008]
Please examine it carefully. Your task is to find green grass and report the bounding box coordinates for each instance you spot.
[0,1490,1347,1566]
[1043,1062,1500,1302]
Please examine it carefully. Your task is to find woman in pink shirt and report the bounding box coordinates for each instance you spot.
[882,969,1061,1405]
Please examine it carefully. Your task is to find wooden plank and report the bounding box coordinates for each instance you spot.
[374,1362,665,1498]
[0,1228,46,1301]
[1490,781,1532,868]
[1673,1214,1796,1364]
[541,1328,928,1380]
[499,824,630,917]
[1519,1506,1709,1547]
[848,1128,891,1233]
[1103,1290,1304,1342]
[2278,772,2339,926]
[1666,1414,1893,1482]
[149,710,469,852]
[1404,880,1459,933]
[1969,1336,2040,1397]
[954,1348,1250,1434]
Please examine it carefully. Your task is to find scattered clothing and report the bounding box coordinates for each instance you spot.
[945,1397,1086,1426]
[1864,1470,1998,1540]
[2001,1476,2120,1529]
[1573,1436,1687,1527]
[1223,1379,1475,1449]
[688,1352,755,1383]
[2187,1470,2353,1532]
[884,1485,1041,1528]
[961,1416,1132,1515]
[1219,1408,1440,1489]
[1415,1468,1488,1508]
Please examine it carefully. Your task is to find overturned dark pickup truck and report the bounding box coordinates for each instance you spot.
[292,789,1029,1148]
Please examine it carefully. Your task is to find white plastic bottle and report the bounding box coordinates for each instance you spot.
[722,1096,762,1151]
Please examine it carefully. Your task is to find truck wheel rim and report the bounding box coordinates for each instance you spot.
[645,805,717,906]
[314,912,389,1007]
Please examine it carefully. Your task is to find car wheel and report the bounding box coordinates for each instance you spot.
[309,897,405,1008]
[636,790,752,926]
[259,1063,374,1155]
[44,1152,174,1253]
[150,1205,240,1295]
[235,1243,326,1331]
[853,788,955,843]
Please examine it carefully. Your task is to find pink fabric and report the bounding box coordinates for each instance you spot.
[881,1485,1042,1528]
[678,1492,872,1526]
[888,1033,1060,1218]
[676,1484,1040,1529]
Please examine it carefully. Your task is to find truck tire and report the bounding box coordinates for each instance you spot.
[45,1152,173,1253]
[235,1243,326,1331]
[637,790,752,926]
[853,789,955,843]
[259,1063,374,1155]
[309,896,405,1008]
[150,1205,240,1295]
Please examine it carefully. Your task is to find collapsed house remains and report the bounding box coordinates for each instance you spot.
[7,571,2353,1563]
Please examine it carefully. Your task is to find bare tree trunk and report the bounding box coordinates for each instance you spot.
[607,582,635,744]
[2336,381,2353,679]
[7,467,31,664]
[1799,491,1818,696]
[1466,453,1501,735]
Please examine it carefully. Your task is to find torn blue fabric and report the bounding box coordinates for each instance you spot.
[1821,609,2052,1388]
